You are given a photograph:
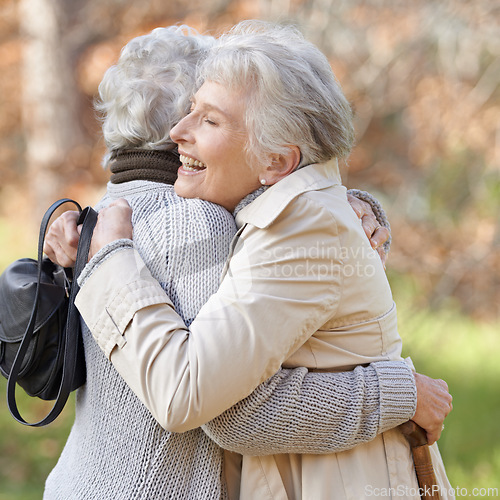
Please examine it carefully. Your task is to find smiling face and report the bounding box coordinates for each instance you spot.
[170,81,265,212]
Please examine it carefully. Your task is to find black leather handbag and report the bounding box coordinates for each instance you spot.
[0,198,98,426]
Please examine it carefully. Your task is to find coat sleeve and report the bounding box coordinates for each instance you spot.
[202,361,416,455]
[76,197,344,432]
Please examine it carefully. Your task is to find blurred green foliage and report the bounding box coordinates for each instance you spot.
[0,390,74,500]
[0,229,498,497]
[391,271,500,495]
[0,224,74,500]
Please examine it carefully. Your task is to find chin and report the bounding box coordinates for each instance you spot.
[173,181,194,199]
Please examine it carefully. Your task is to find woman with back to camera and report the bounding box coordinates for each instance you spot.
[45,22,453,499]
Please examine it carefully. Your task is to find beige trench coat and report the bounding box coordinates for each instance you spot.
[229,163,453,499]
[76,160,452,499]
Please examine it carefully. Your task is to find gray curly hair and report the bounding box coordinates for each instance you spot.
[96,25,214,167]
[198,20,354,168]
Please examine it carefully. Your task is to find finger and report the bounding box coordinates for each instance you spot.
[44,238,77,268]
[369,226,390,250]
[43,240,57,263]
[445,396,453,417]
[44,211,80,266]
[47,211,80,247]
[360,213,379,239]
[426,429,439,446]
[60,240,78,266]
[62,226,81,252]
[346,194,365,218]
[58,215,80,261]
[426,421,443,445]
[53,232,78,266]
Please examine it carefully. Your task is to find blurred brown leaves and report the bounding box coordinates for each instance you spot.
[0,0,498,319]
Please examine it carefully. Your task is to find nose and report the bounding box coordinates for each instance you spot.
[170,114,191,145]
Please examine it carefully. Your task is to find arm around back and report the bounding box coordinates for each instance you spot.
[76,195,345,432]
[202,361,416,455]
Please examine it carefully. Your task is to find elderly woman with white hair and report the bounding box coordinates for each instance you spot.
[45,22,453,499]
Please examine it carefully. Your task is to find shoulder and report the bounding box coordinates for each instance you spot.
[303,183,363,231]
[239,192,343,261]
[238,185,365,266]
[104,183,236,234]
[276,185,351,236]
[236,161,345,230]
[172,196,238,237]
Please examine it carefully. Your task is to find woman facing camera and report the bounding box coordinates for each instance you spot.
[46,21,453,499]
[44,26,400,500]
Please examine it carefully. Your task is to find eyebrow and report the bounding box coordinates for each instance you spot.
[190,96,239,123]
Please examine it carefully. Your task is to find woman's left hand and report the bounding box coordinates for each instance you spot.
[89,199,133,260]
[347,194,390,268]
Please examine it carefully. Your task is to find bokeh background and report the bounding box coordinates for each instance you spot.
[1,0,499,498]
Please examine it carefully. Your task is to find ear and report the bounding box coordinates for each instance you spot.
[262,146,301,185]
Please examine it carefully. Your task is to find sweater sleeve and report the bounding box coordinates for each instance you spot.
[202,360,416,456]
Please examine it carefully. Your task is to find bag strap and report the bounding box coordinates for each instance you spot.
[6,199,98,426]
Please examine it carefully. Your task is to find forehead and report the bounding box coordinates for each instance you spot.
[194,81,248,124]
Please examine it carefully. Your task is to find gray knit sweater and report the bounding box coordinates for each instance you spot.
[44,180,415,500]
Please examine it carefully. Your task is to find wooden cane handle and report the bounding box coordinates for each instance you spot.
[399,420,428,446]
[399,421,441,499]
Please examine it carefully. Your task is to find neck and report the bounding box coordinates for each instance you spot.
[232,186,268,216]
[109,149,180,185]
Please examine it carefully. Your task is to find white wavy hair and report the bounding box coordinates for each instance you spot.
[96,25,215,167]
[198,20,354,168]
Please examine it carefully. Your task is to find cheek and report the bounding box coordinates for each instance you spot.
[219,164,247,189]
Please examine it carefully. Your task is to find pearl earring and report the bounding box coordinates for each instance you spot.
[260,179,266,185]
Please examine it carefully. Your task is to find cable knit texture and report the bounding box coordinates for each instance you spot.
[45,179,415,499]
[45,181,235,500]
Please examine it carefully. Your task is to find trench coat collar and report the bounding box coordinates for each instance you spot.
[235,159,342,229]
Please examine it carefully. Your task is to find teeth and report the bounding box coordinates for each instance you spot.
[180,154,206,170]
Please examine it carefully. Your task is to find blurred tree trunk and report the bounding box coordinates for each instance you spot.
[19,0,89,213]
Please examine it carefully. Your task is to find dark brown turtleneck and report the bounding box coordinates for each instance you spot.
[109,149,180,185]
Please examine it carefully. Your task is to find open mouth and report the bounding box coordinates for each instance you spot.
[179,154,207,172]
